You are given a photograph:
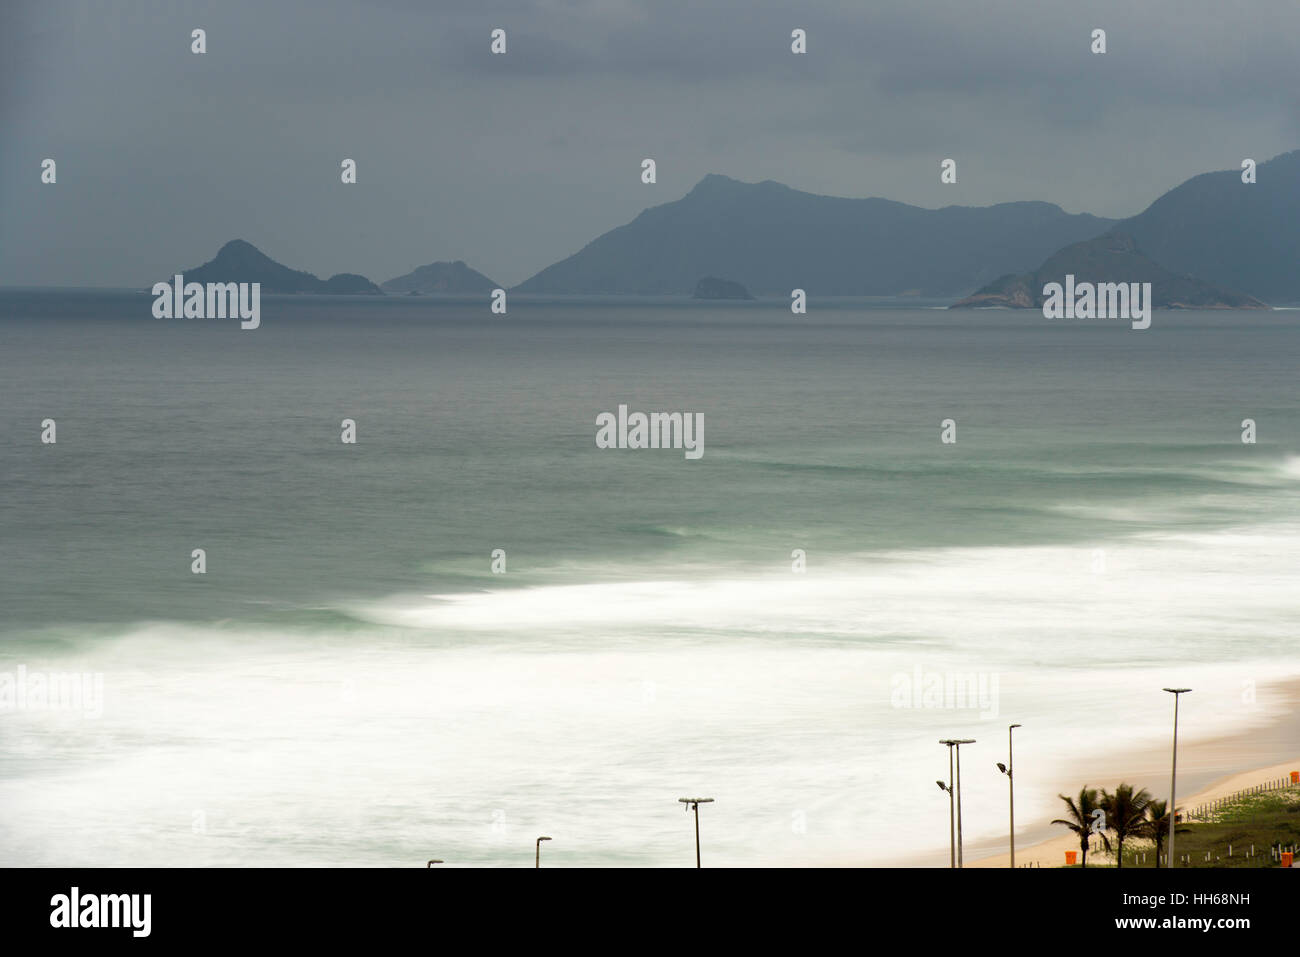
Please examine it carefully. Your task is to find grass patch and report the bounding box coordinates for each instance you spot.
[1067,789,1300,868]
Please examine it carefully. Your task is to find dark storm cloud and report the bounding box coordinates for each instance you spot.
[1,0,1296,288]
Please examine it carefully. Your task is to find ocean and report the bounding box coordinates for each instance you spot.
[1,289,1297,866]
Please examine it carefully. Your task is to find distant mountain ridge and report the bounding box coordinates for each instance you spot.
[173,151,1299,305]
[181,240,382,294]
[381,260,499,294]
[1113,150,1300,303]
[950,233,1267,309]
[514,174,1118,296]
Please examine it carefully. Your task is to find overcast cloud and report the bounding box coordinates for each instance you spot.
[2,0,1297,287]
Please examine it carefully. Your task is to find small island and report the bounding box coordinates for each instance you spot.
[179,240,383,295]
[381,260,499,295]
[950,233,1268,310]
[692,276,754,300]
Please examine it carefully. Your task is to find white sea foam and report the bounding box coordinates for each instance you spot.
[349,522,1300,663]
[2,521,1297,867]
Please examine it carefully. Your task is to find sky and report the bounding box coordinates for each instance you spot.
[1,0,1297,288]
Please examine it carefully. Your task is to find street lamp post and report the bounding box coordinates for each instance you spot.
[936,772,954,868]
[426,859,443,867]
[678,797,714,867]
[997,723,1022,868]
[1163,688,1191,867]
[940,738,975,867]
[535,836,551,868]
[937,745,955,868]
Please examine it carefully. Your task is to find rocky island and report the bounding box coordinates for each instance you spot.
[381,261,498,295]
[951,233,1268,310]
[181,240,382,294]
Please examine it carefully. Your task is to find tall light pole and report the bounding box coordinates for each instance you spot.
[678,797,713,867]
[940,738,975,867]
[997,723,1022,868]
[535,836,551,868]
[937,742,955,868]
[426,859,443,867]
[1163,688,1191,867]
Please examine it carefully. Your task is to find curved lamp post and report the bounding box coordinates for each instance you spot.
[940,739,975,867]
[678,797,714,867]
[997,723,1022,867]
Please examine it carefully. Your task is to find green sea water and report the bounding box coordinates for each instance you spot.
[1,291,1297,866]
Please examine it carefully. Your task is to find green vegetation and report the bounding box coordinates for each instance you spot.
[1051,786,1109,868]
[1053,784,1300,868]
[1126,790,1300,868]
[1101,784,1152,870]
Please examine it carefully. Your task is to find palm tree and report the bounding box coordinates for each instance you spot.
[1101,783,1151,869]
[1142,799,1189,867]
[1052,786,1110,867]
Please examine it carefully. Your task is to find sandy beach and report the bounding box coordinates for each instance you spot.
[962,677,1300,868]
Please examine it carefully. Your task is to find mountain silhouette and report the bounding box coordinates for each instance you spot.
[181,240,382,295]
[381,260,499,294]
[514,174,1117,297]
[1114,150,1300,303]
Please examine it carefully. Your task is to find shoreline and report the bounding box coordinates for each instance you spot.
[961,677,1300,868]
